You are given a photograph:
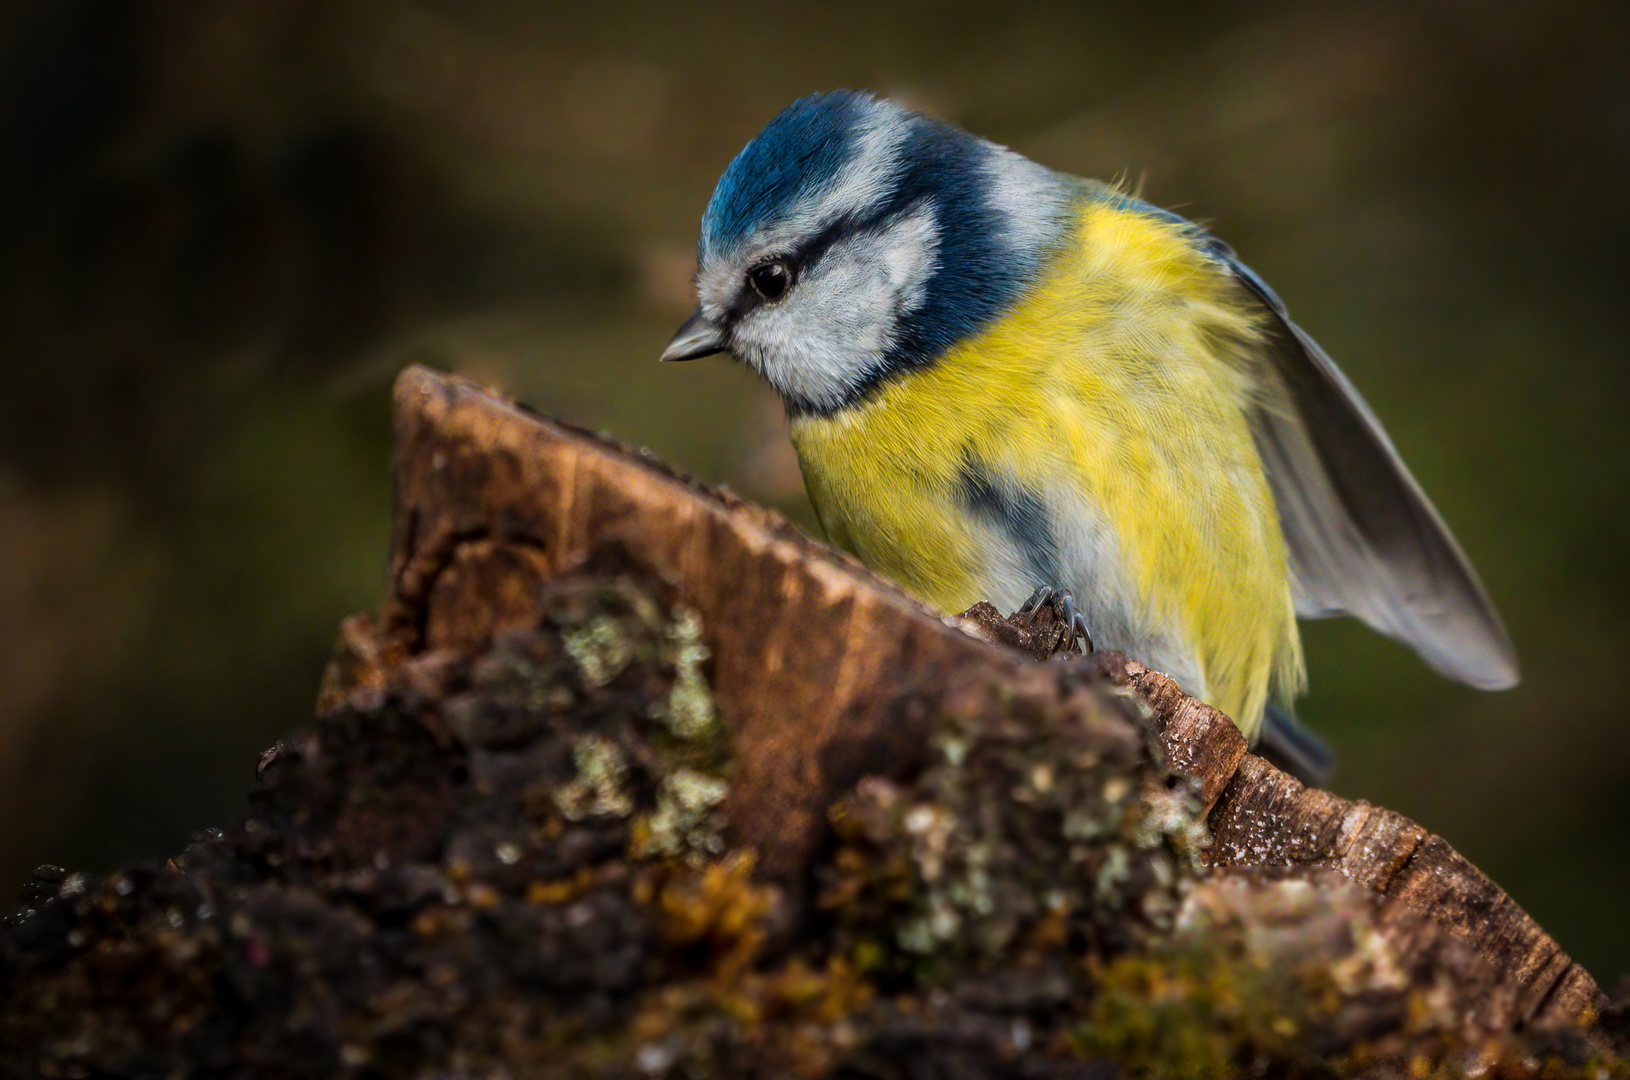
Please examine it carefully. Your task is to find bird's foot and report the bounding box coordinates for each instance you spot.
[1017,585,1094,657]
[953,587,1095,661]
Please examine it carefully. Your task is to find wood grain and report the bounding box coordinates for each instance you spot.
[382,366,1058,884]
[1112,661,1606,1030]
[378,365,1605,1030]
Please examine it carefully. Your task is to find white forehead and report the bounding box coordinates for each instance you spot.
[696,107,915,318]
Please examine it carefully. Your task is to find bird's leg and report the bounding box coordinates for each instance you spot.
[1014,585,1095,657]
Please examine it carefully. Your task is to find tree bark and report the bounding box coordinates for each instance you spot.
[1,365,1618,1079]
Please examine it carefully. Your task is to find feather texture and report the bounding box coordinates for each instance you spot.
[1218,249,1520,690]
[791,195,1305,736]
[678,90,1519,752]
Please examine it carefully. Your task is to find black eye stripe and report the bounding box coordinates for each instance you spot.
[729,197,932,315]
[787,210,872,271]
[773,197,925,278]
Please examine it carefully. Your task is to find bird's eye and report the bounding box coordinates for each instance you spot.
[748,260,793,302]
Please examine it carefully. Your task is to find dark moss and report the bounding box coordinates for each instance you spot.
[0,567,736,1078]
[3,565,1624,1080]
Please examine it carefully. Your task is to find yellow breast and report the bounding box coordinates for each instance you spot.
[788,195,1303,737]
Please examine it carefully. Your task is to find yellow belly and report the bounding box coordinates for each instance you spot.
[788,196,1303,737]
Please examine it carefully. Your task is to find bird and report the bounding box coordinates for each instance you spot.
[659,90,1518,781]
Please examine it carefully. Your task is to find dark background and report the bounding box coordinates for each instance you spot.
[2,0,1626,982]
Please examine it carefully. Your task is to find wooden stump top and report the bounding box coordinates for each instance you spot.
[378,365,1604,1030]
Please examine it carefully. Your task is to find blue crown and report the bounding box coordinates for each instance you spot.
[699,91,1071,405]
[701,90,886,260]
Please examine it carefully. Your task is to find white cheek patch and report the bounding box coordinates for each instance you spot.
[732,202,940,410]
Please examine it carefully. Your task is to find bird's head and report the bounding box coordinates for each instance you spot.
[661,91,1069,415]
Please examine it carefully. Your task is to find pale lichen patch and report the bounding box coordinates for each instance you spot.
[553,733,636,821]
[654,606,717,741]
[564,614,638,688]
[631,767,729,865]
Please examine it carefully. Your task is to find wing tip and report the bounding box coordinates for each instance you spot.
[1426,624,1520,691]
[1462,658,1521,692]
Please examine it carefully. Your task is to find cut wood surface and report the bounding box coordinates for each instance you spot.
[380,365,1604,1030]
[1120,662,1604,1029]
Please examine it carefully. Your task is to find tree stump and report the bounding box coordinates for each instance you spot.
[0,366,1618,1079]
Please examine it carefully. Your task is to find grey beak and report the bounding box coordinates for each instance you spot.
[660,308,727,363]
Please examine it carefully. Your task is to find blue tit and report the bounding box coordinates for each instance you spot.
[660,90,1517,776]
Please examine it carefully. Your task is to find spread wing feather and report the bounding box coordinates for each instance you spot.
[1215,245,1519,690]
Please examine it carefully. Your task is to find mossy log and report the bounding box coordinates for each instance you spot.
[1,366,1621,1079]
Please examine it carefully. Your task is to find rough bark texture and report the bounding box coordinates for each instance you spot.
[1117,660,1605,1031]
[1,366,1622,1080]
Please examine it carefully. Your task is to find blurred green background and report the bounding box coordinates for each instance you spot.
[2,0,1626,982]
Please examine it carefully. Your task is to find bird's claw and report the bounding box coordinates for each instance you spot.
[1017,585,1054,625]
[1071,609,1094,655]
[1054,591,1094,656]
[1020,584,1094,656]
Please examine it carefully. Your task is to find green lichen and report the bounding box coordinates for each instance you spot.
[820,679,1209,986]
[1077,942,1630,1080]
[632,767,729,864]
[545,580,731,860]
[563,613,638,688]
[655,606,717,742]
[553,733,635,821]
